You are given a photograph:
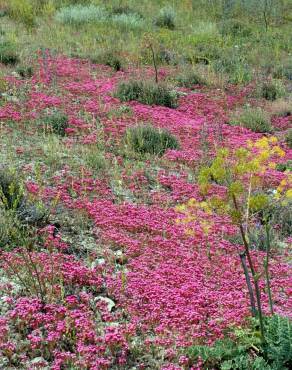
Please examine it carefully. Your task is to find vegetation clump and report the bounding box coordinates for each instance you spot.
[261,79,286,101]
[0,169,47,232]
[154,7,176,30]
[116,80,178,108]
[187,315,292,369]
[90,50,123,71]
[43,111,69,136]
[16,65,33,78]
[286,129,292,149]
[55,5,108,26]
[176,70,207,88]
[0,41,19,65]
[124,125,179,156]
[220,19,252,37]
[229,107,273,133]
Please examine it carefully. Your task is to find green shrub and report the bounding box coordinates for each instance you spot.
[0,168,47,227]
[286,129,292,149]
[276,160,292,172]
[0,41,19,65]
[214,53,252,84]
[229,107,273,133]
[220,19,252,37]
[124,125,179,156]
[116,81,178,108]
[176,70,207,88]
[43,111,69,136]
[0,169,24,210]
[7,0,35,28]
[110,5,142,18]
[0,208,28,249]
[16,65,33,78]
[261,79,286,101]
[55,5,108,26]
[157,47,177,65]
[111,13,145,30]
[90,51,123,71]
[187,315,292,370]
[154,7,176,30]
[273,64,292,81]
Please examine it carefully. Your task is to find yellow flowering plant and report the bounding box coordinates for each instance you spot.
[177,137,291,343]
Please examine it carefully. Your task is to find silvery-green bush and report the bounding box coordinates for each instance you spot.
[111,13,145,30]
[55,5,109,25]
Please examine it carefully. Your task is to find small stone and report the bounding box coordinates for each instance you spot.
[95,296,115,312]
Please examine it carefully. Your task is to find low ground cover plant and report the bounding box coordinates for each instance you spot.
[116,80,178,108]
[124,124,179,156]
[154,6,176,30]
[229,107,273,133]
[42,111,69,136]
[0,40,19,65]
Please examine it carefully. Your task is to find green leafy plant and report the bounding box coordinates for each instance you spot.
[0,41,19,65]
[154,6,176,30]
[92,50,123,71]
[43,111,69,136]
[187,315,292,369]
[115,80,178,108]
[124,125,179,156]
[220,19,252,37]
[260,79,286,101]
[0,168,47,226]
[286,129,292,149]
[55,4,108,26]
[0,169,24,210]
[213,52,252,84]
[265,314,292,368]
[7,0,35,28]
[16,65,33,78]
[229,107,273,133]
[276,160,292,172]
[176,70,207,88]
[273,64,292,81]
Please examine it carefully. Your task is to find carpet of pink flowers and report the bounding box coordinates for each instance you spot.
[0,53,291,369]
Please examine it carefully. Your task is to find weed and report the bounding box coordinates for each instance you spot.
[220,19,252,37]
[43,111,69,136]
[176,70,207,88]
[286,129,292,149]
[16,65,33,78]
[55,4,108,26]
[276,160,292,172]
[111,13,145,30]
[116,80,178,108]
[213,51,252,84]
[154,7,176,30]
[187,315,292,369]
[90,50,122,71]
[124,125,179,156]
[0,169,24,210]
[273,63,292,81]
[260,79,286,101]
[268,99,291,117]
[229,107,273,133]
[7,0,35,28]
[0,41,19,65]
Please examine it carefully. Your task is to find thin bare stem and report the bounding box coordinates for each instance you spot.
[240,252,257,317]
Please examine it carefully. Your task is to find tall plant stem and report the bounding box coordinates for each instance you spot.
[149,44,158,84]
[264,223,274,315]
[232,194,265,343]
[240,252,256,317]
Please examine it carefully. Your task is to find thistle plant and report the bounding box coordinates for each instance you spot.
[177,136,290,343]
